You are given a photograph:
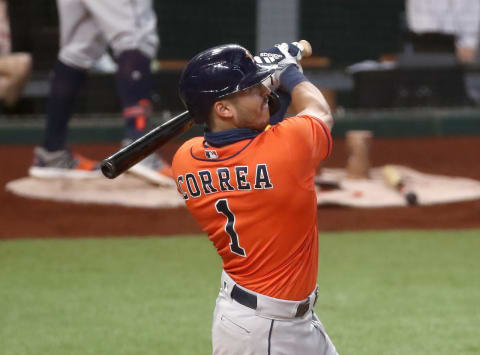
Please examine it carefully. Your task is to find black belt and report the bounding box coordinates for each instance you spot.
[230,285,312,318]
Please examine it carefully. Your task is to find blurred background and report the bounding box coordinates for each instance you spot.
[2,0,480,142]
[1,4,479,354]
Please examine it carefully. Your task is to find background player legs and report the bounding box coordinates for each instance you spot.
[43,60,86,152]
[114,48,175,185]
[29,0,108,178]
[30,0,173,184]
[116,49,154,142]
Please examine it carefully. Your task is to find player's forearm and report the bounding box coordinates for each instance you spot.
[279,65,333,130]
[290,81,333,131]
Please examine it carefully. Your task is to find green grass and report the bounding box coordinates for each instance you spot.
[1,230,479,355]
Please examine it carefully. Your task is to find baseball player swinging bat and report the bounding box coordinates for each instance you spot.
[101,40,312,179]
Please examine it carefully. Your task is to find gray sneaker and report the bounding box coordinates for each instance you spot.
[29,146,101,179]
[122,140,175,186]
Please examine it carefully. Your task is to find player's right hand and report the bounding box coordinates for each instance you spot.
[255,42,304,67]
[254,42,304,90]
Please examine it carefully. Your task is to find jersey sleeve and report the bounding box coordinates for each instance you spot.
[275,114,332,169]
[171,137,201,181]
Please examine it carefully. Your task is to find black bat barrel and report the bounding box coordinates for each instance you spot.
[101,111,192,179]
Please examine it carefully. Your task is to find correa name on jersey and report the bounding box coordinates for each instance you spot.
[176,163,274,200]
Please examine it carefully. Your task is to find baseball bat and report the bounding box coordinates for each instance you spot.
[101,40,312,180]
[297,39,312,57]
[382,165,418,206]
[101,111,192,179]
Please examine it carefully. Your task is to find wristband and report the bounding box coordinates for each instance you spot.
[279,65,308,93]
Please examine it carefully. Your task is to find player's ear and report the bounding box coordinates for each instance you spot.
[212,100,234,120]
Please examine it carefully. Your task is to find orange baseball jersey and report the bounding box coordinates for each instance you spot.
[172,115,332,301]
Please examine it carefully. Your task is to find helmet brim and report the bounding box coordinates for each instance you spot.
[217,65,276,100]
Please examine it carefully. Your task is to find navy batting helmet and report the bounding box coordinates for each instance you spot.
[179,44,276,124]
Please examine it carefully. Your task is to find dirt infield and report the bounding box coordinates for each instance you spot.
[1,136,480,239]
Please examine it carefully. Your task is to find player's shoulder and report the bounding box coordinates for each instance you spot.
[172,136,203,165]
[264,114,333,159]
[268,114,331,137]
[285,114,329,128]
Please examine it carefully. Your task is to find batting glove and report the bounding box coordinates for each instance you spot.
[255,42,305,68]
[255,42,305,90]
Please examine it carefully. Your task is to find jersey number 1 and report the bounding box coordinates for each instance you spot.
[215,199,246,257]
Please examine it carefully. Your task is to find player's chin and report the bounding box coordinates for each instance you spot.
[251,101,269,130]
[260,98,270,116]
[256,113,270,130]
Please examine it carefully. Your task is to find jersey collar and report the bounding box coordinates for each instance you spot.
[204,127,261,147]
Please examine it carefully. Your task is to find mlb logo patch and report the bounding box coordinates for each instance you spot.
[205,150,218,159]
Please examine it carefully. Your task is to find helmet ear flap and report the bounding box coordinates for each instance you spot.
[268,91,281,116]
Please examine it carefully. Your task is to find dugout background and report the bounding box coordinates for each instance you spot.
[3,0,480,126]
[7,0,405,68]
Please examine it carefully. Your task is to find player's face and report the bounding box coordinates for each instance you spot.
[230,83,271,131]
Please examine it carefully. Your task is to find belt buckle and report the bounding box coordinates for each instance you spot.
[295,299,310,317]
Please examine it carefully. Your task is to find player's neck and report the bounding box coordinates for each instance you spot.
[209,115,238,132]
